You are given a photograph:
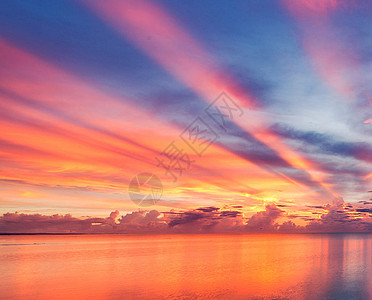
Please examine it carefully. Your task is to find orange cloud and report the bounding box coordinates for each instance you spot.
[82,0,337,199]
[1,38,278,213]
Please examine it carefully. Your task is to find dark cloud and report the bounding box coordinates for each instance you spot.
[355,208,372,213]
[358,201,372,205]
[271,123,372,164]
[220,211,241,218]
[307,205,324,209]
[196,207,220,213]
[168,212,207,228]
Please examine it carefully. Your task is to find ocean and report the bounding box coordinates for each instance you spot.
[0,233,371,299]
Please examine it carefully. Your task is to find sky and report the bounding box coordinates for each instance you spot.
[0,0,372,233]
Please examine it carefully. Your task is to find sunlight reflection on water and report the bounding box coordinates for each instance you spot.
[0,233,371,299]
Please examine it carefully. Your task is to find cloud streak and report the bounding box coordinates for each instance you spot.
[0,0,371,222]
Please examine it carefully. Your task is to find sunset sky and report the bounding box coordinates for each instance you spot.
[1,0,372,233]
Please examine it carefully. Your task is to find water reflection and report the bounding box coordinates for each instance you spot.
[0,234,371,299]
[320,235,372,299]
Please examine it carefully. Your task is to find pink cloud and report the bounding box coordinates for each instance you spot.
[245,204,284,232]
[0,200,371,234]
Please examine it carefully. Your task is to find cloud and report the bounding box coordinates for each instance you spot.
[271,123,372,164]
[245,204,284,232]
[165,206,243,233]
[0,212,107,233]
[114,210,168,233]
[305,198,372,233]
[1,200,371,234]
[109,210,119,222]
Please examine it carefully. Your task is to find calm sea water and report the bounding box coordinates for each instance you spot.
[0,234,371,299]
